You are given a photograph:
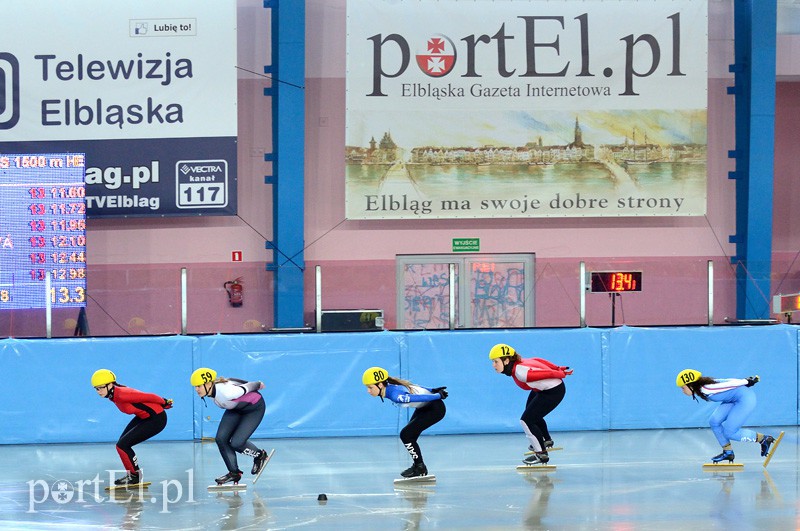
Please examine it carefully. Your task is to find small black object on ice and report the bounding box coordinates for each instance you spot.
[317,493,328,502]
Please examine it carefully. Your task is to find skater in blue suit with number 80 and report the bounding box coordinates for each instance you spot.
[676,369,777,463]
[362,367,447,479]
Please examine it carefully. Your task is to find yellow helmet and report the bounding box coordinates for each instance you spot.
[362,367,388,385]
[489,343,516,360]
[190,367,217,386]
[91,369,116,387]
[676,369,702,387]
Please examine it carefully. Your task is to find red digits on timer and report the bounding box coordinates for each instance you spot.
[611,273,636,291]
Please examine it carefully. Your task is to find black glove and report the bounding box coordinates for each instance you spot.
[745,376,759,387]
[431,387,448,399]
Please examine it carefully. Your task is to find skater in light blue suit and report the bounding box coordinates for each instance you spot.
[676,369,776,463]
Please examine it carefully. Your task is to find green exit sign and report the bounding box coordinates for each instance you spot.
[452,238,480,252]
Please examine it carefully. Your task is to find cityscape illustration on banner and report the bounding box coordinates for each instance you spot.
[0,0,237,218]
[346,0,708,220]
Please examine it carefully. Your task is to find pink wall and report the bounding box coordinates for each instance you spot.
[0,262,275,337]
[302,2,743,327]
[304,256,738,329]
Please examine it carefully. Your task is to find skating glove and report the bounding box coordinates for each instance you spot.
[163,398,174,409]
[745,376,759,387]
[431,387,448,399]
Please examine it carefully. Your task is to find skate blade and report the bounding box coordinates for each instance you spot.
[208,483,247,491]
[763,431,785,468]
[104,482,151,491]
[524,448,562,455]
[394,475,436,485]
[702,463,743,470]
[517,465,556,472]
[252,448,275,485]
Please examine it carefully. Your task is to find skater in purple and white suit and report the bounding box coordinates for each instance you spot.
[676,369,776,463]
[191,367,269,485]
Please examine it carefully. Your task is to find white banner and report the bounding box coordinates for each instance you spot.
[0,0,236,141]
[346,0,708,219]
[0,0,238,217]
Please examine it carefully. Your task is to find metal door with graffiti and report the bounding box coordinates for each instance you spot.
[396,254,534,329]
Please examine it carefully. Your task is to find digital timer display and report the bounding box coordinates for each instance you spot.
[773,293,800,314]
[780,295,800,313]
[0,153,87,309]
[590,271,642,293]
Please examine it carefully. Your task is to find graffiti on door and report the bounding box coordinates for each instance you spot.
[402,261,527,329]
[471,261,526,327]
[402,263,458,329]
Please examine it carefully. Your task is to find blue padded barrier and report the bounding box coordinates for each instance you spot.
[0,336,196,444]
[605,325,798,429]
[1,326,797,445]
[193,332,406,439]
[404,328,605,435]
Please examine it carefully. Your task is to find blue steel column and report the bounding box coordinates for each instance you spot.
[728,1,776,319]
[264,0,305,327]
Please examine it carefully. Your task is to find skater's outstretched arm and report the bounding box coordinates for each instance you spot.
[113,386,170,406]
[515,359,570,383]
[227,378,264,393]
[701,378,751,394]
[385,385,442,404]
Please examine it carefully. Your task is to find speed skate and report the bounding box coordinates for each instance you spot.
[702,462,744,471]
[253,448,275,484]
[208,483,248,492]
[208,448,275,491]
[762,431,784,468]
[517,464,556,472]
[393,475,436,485]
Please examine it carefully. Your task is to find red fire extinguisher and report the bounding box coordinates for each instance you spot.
[224,277,243,307]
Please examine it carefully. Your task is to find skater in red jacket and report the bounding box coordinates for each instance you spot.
[489,344,572,466]
[92,369,172,486]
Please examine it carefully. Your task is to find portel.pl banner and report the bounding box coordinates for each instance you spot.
[346,0,708,219]
[0,0,237,217]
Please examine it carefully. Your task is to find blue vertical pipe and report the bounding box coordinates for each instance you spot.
[264,0,305,327]
[730,0,776,319]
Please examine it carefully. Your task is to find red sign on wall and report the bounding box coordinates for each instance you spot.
[231,251,243,262]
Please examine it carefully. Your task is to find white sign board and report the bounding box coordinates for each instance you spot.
[346,0,708,219]
[0,0,238,217]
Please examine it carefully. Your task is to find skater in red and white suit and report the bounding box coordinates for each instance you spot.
[91,369,172,486]
[489,344,572,466]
